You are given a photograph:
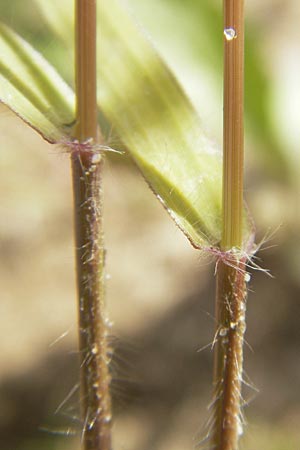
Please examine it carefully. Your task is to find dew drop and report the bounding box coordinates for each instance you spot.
[103,414,112,424]
[79,297,85,311]
[91,344,98,355]
[224,27,237,41]
[105,317,114,328]
[91,153,101,164]
[219,327,227,337]
[245,273,251,283]
[237,419,244,436]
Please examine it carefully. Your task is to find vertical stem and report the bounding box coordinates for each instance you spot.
[75,0,98,141]
[72,1,112,449]
[212,1,246,450]
[222,0,244,250]
[212,259,247,450]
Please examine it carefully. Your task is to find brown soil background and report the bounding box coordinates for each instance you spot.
[1,106,300,450]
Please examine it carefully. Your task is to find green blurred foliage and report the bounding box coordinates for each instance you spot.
[0,0,73,84]
[1,0,294,179]
[127,0,292,179]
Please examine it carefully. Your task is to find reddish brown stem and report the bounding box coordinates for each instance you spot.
[72,153,112,450]
[212,258,247,450]
[211,1,246,449]
[72,1,112,449]
[75,0,98,141]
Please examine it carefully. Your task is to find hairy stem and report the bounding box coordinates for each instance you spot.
[72,1,112,449]
[211,1,246,449]
[212,258,247,449]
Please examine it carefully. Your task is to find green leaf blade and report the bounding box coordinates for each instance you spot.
[0,22,75,142]
[33,0,249,248]
[99,0,223,247]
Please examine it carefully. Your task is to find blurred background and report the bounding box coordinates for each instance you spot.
[0,0,299,449]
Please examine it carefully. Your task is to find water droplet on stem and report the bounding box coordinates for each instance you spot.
[224,27,237,41]
[219,327,228,337]
[245,273,251,283]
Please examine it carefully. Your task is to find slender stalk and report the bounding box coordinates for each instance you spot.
[211,1,246,449]
[212,258,247,450]
[72,1,112,449]
[222,0,244,250]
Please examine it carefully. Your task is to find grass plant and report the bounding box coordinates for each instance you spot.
[0,1,268,449]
